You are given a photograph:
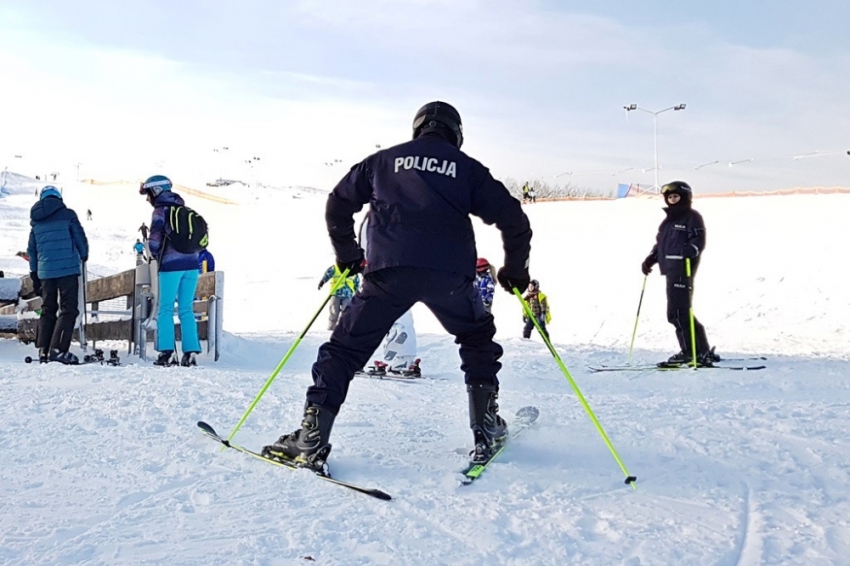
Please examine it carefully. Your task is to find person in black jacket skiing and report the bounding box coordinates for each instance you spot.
[263,101,533,469]
[641,181,718,366]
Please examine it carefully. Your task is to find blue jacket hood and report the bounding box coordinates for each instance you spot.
[30,197,66,223]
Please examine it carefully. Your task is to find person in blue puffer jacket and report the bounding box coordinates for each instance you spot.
[140,175,200,367]
[27,186,89,364]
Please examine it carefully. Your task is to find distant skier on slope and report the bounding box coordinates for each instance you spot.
[475,258,497,314]
[262,101,532,469]
[641,181,720,367]
[134,239,145,264]
[27,186,89,364]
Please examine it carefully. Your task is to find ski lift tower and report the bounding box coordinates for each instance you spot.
[623,103,687,194]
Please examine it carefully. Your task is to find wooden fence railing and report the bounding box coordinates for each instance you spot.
[0,267,224,361]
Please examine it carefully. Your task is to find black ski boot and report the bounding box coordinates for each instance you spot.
[467,383,508,464]
[49,349,80,365]
[703,347,721,364]
[84,349,105,364]
[180,352,197,367]
[38,347,50,364]
[262,403,336,473]
[107,350,121,366]
[153,351,177,366]
[658,351,692,367]
[697,347,721,367]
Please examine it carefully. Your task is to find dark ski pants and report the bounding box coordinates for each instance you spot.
[37,274,79,353]
[666,274,710,356]
[522,315,549,340]
[306,267,503,414]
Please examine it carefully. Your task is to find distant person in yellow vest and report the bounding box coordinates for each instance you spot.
[522,279,550,340]
[318,264,360,330]
[522,182,531,203]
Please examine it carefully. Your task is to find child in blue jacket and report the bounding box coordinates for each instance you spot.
[475,258,496,314]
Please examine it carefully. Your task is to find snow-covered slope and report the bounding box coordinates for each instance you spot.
[1,176,848,565]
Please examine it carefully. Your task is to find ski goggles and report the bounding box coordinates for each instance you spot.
[661,183,691,195]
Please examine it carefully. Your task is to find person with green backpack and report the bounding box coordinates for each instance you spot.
[140,175,208,367]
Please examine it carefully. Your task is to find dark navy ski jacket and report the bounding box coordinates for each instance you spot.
[27,197,89,280]
[326,133,532,279]
[646,206,706,276]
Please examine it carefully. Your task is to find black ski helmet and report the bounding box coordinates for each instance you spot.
[661,180,693,205]
[412,101,463,149]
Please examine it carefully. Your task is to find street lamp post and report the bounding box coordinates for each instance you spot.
[623,103,686,192]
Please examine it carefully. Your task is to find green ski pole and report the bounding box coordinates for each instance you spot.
[224,268,352,445]
[513,288,637,488]
[685,258,698,368]
[627,275,648,365]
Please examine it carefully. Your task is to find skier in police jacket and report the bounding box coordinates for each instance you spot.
[641,181,719,366]
[264,101,533,468]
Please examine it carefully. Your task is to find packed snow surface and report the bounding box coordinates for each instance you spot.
[1,176,849,565]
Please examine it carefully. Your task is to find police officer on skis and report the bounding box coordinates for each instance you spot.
[263,101,533,468]
[641,181,719,366]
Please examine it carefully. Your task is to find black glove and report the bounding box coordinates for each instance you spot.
[497,266,530,294]
[318,280,325,290]
[641,257,654,276]
[81,257,88,263]
[682,245,698,259]
[30,272,42,296]
[336,248,366,276]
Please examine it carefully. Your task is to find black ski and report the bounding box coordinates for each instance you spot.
[460,406,539,485]
[197,421,392,501]
[588,363,766,373]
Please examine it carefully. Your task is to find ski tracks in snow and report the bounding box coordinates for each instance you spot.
[731,484,763,566]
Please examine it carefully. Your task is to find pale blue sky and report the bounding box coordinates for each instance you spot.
[1,1,848,192]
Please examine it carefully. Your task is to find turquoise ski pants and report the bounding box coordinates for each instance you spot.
[156,269,201,353]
